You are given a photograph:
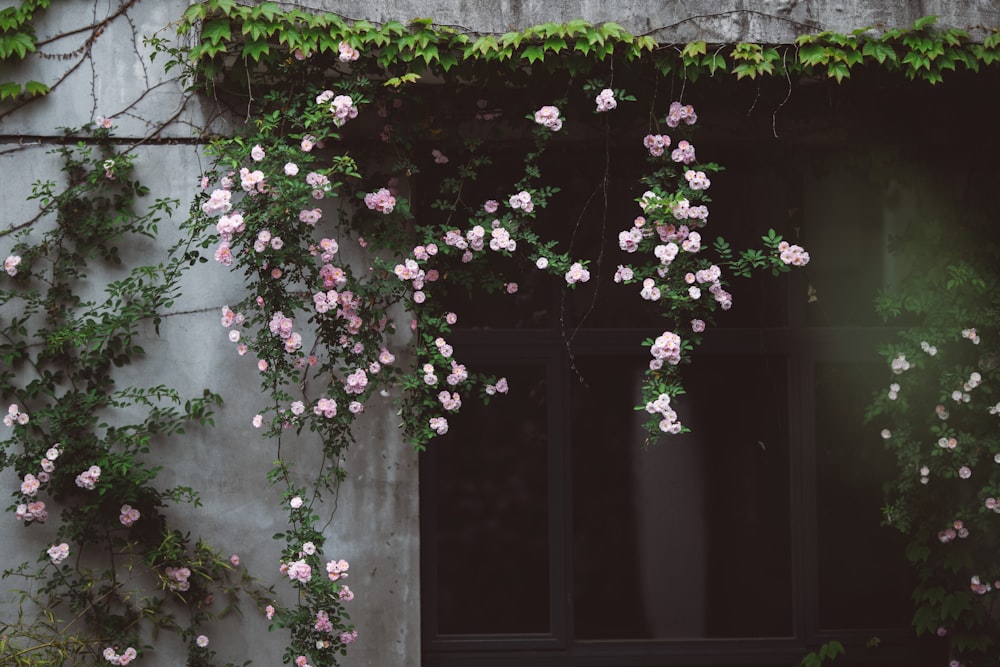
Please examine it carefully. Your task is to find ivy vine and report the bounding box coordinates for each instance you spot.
[3,3,1000,667]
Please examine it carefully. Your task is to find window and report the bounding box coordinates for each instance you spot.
[419,88,956,666]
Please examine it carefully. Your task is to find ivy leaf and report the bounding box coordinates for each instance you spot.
[902,50,930,71]
[0,31,36,60]
[419,44,439,65]
[680,40,706,59]
[201,18,232,45]
[912,15,939,31]
[599,21,625,40]
[23,80,48,97]
[798,43,827,66]
[241,19,271,42]
[0,81,21,100]
[382,20,406,36]
[241,38,270,62]
[500,31,522,49]
[862,40,896,64]
[521,45,545,64]
[437,50,458,71]
[465,34,497,57]
[732,63,757,80]
[212,0,238,15]
[252,2,280,21]
[826,62,851,83]
[702,52,726,74]
[543,36,567,53]
[383,72,420,87]
[634,35,657,52]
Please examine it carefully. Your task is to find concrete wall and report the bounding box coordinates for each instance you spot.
[301,0,1000,42]
[0,1,998,666]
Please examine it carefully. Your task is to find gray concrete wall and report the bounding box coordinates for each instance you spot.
[1,1,998,666]
[297,0,1000,42]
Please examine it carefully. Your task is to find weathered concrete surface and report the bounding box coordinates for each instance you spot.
[0,0,224,139]
[302,0,1000,40]
[0,140,419,667]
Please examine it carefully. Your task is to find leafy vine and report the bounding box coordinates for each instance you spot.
[3,3,1000,666]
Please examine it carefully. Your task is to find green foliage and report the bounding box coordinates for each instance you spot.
[801,640,846,667]
[1,122,269,666]
[0,0,51,100]
[174,2,1000,87]
[866,213,1000,663]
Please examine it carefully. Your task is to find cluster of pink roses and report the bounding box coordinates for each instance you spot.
[4,403,28,426]
[103,646,137,665]
[269,311,302,354]
[645,393,682,434]
[650,331,682,369]
[364,187,396,214]
[119,504,140,527]
[533,105,562,131]
[15,500,47,522]
[337,41,360,62]
[665,100,698,127]
[316,90,359,127]
[777,241,810,267]
[75,465,101,490]
[48,542,70,564]
[164,565,191,592]
[594,88,617,112]
[642,134,670,157]
[429,416,449,435]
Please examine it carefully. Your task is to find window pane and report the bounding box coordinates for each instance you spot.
[816,362,915,629]
[432,362,551,634]
[572,354,793,639]
[801,157,886,327]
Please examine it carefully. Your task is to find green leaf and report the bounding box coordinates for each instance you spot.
[521,44,545,64]
[798,43,827,66]
[913,15,939,31]
[23,80,48,97]
[252,2,281,21]
[826,62,851,83]
[702,52,726,74]
[0,31,36,60]
[0,81,21,100]
[437,50,458,71]
[419,44,439,64]
[680,40,706,59]
[241,38,270,62]
[599,21,625,40]
[465,34,498,57]
[500,31,522,48]
[201,18,232,45]
[543,36,567,53]
[383,72,420,87]
[634,35,657,52]
[241,18,271,41]
[732,63,757,80]
[181,2,207,25]
[862,40,896,64]
[902,50,930,71]
[212,0,238,15]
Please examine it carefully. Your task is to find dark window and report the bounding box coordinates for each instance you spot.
[418,86,968,665]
